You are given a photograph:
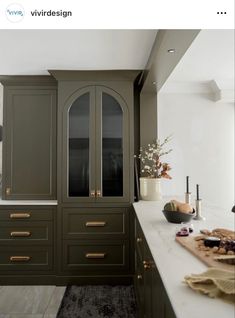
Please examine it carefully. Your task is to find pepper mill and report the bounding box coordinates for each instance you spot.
[185,176,191,204]
[185,192,191,205]
[193,184,205,221]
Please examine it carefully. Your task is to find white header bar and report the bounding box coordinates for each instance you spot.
[0,0,234,29]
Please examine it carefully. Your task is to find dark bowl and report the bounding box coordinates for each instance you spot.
[162,209,195,224]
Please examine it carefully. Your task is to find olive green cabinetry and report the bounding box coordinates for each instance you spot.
[0,206,56,282]
[135,218,176,318]
[0,72,139,284]
[52,71,139,281]
[61,207,130,275]
[0,76,57,200]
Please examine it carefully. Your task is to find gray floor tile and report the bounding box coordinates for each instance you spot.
[0,286,55,315]
[44,287,65,316]
[0,315,43,318]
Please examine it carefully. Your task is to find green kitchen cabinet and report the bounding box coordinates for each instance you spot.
[51,71,139,279]
[0,71,140,284]
[52,70,139,204]
[135,217,176,318]
[0,205,56,276]
[62,207,129,240]
[0,76,57,200]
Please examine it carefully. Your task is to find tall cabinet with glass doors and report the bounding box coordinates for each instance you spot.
[53,71,139,279]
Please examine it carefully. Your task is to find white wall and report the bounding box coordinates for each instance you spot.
[158,92,234,211]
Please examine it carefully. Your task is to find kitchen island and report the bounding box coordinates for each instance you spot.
[133,200,235,318]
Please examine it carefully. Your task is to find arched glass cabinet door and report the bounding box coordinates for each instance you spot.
[95,87,129,201]
[68,92,89,197]
[63,85,129,202]
[64,87,96,201]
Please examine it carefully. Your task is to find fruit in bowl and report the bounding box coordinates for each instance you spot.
[162,200,194,223]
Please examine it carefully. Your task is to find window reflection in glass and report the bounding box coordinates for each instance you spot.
[102,93,123,196]
[68,93,89,197]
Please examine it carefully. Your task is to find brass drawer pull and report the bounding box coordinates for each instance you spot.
[10,213,31,219]
[96,190,102,197]
[10,256,31,262]
[143,260,151,270]
[136,237,142,243]
[10,231,31,237]
[137,274,142,280]
[85,221,106,227]
[85,253,106,259]
[90,190,96,197]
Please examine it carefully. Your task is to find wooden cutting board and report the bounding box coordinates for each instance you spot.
[175,235,234,271]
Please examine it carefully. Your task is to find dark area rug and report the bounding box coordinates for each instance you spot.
[56,285,137,318]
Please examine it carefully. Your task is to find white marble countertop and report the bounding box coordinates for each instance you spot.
[133,199,235,318]
[0,198,58,205]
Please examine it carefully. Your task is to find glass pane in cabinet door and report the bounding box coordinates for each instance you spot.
[102,93,123,196]
[68,93,89,197]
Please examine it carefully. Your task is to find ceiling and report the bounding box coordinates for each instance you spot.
[161,29,235,92]
[0,30,157,75]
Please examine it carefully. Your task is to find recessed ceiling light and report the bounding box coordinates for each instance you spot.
[167,49,175,53]
[152,81,157,85]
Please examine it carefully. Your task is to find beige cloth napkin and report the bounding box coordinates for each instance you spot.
[184,267,235,303]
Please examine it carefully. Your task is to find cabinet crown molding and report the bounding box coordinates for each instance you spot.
[49,70,141,82]
[0,75,57,87]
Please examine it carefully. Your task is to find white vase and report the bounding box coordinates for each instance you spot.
[139,177,162,201]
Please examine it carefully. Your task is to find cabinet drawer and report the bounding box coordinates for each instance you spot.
[63,240,129,272]
[0,222,53,244]
[0,246,53,271]
[63,208,128,238]
[0,208,54,221]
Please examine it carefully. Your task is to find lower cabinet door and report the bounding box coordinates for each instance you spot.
[0,246,53,271]
[143,243,153,318]
[63,240,129,273]
[151,265,164,318]
[135,250,145,318]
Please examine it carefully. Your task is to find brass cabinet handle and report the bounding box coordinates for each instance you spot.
[10,213,31,219]
[137,274,142,280]
[10,231,31,237]
[90,190,96,197]
[10,256,31,262]
[143,260,151,270]
[85,253,106,259]
[96,190,102,197]
[6,187,11,195]
[136,237,142,243]
[85,221,106,227]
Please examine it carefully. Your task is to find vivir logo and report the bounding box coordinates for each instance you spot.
[6,3,25,22]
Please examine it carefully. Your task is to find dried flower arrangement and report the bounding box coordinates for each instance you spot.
[138,135,173,179]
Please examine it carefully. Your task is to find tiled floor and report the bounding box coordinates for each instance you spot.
[0,286,66,318]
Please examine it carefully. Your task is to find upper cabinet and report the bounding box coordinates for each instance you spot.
[52,71,139,204]
[0,77,57,200]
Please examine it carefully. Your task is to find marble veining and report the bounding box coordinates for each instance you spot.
[0,286,63,316]
[44,287,66,316]
[0,315,43,318]
[133,198,235,318]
